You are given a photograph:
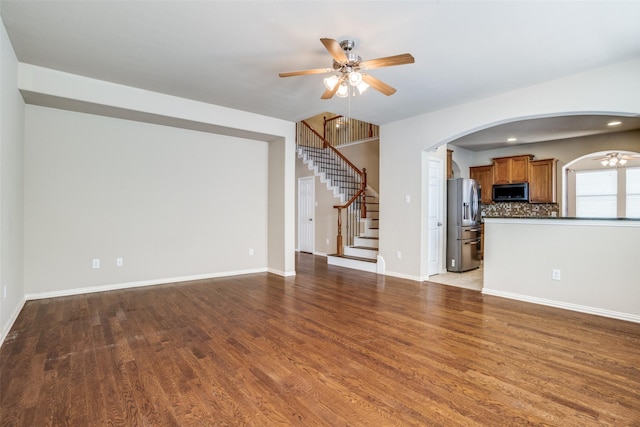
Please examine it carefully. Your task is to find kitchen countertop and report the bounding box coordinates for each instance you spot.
[484,216,640,221]
[483,217,640,227]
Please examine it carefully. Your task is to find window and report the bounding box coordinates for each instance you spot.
[575,170,617,218]
[627,167,640,218]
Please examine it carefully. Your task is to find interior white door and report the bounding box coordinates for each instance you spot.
[428,158,444,275]
[298,177,315,253]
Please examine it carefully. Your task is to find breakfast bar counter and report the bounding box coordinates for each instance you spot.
[482,217,640,323]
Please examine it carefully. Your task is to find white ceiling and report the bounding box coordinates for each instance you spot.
[2,1,640,148]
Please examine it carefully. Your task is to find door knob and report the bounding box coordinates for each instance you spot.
[437,222,443,226]
[308,218,313,221]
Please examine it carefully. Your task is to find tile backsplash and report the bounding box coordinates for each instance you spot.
[481,202,559,218]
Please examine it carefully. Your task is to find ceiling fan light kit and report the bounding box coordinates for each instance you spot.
[596,151,639,168]
[279,38,414,99]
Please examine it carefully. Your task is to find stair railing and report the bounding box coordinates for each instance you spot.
[297,121,367,256]
[323,115,379,147]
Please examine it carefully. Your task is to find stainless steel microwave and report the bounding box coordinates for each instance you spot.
[492,183,529,202]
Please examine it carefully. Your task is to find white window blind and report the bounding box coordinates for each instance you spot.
[576,170,617,218]
[626,167,640,218]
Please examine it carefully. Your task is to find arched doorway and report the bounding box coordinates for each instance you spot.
[563,150,640,217]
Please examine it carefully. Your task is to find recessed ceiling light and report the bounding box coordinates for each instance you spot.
[607,121,622,126]
[507,137,517,142]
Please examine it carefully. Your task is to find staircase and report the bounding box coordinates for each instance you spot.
[297,143,382,274]
[328,192,381,273]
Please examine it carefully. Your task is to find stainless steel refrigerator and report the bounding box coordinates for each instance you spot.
[446,178,481,272]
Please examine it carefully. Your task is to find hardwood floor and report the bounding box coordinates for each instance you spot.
[1,253,639,426]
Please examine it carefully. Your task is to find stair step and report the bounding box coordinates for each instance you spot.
[344,246,378,259]
[328,254,376,262]
[327,254,378,273]
[354,236,379,249]
[364,229,379,238]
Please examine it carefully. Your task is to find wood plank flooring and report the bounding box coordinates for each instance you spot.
[1,253,639,426]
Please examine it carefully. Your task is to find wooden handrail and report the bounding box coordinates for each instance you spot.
[323,115,343,140]
[301,120,363,175]
[299,120,367,256]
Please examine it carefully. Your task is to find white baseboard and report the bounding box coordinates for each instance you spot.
[383,270,423,282]
[0,296,27,348]
[25,268,269,301]
[482,288,640,324]
[268,268,296,277]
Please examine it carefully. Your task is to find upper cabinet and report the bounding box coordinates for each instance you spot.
[469,155,557,205]
[528,159,558,203]
[470,165,494,204]
[493,155,533,184]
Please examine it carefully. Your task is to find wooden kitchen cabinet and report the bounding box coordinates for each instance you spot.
[447,149,454,179]
[470,165,494,204]
[493,155,533,184]
[529,158,558,203]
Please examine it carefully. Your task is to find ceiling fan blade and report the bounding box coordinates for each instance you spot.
[279,68,331,78]
[321,76,345,99]
[360,53,415,69]
[320,38,348,64]
[362,74,396,96]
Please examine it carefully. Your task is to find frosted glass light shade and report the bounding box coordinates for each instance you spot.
[348,71,362,86]
[356,81,369,94]
[323,75,339,90]
[336,83,349,98]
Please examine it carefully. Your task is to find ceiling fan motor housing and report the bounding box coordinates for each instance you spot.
[339,40,356,51]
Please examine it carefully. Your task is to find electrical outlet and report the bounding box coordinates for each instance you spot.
[396,251,402,259]
[116,257,123,267]
[405,194,411,204]
[552,269,561,281]
[92,259,100,269]
[451,259,456,267]
[249,248,254,256]
[326,238,330,245]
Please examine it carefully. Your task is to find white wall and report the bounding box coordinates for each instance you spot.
[267,136,296,276]
[338,139,380,193]
[483,218,640,323]
[23,106,269,295]
[18,63,297,278]
[380,57,640,280]
[0,19,25,344]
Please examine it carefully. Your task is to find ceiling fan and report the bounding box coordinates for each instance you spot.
[279,38,415,99]
[594,151,640,167]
